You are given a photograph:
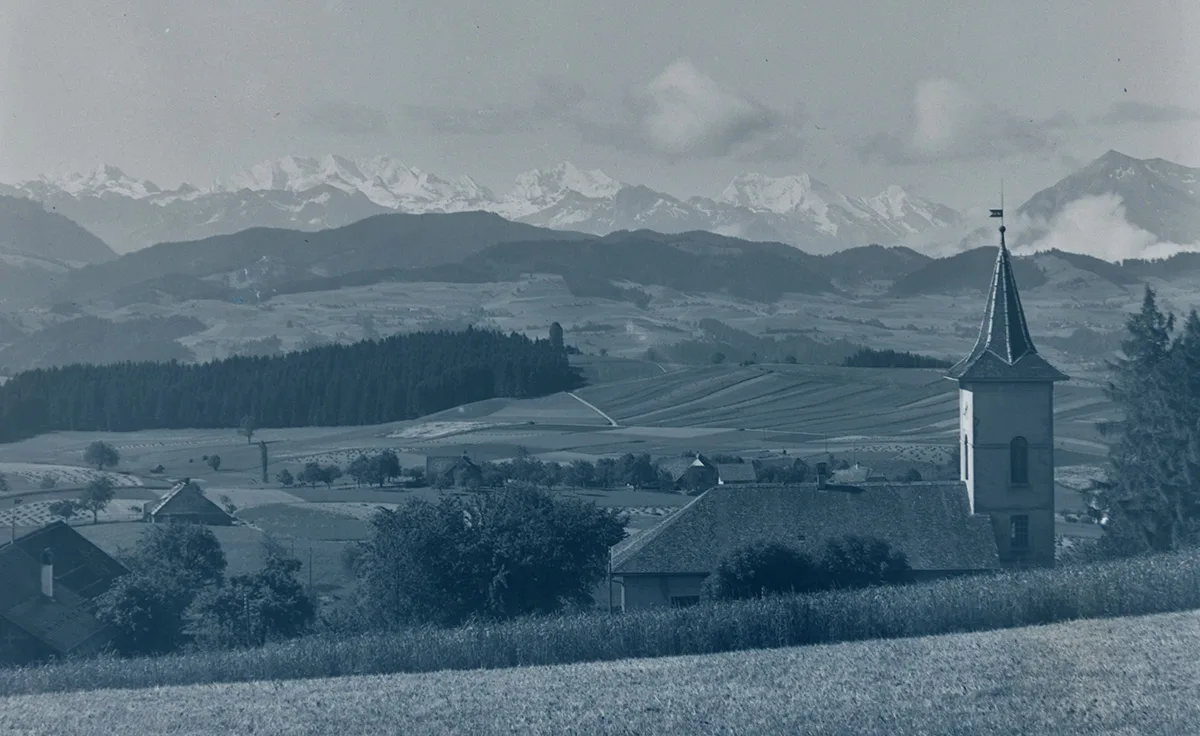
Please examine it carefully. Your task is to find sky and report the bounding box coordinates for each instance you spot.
[0,0,1198,210]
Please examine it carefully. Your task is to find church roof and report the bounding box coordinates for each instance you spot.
[945,226,1069,383]
[610,481,1000,576]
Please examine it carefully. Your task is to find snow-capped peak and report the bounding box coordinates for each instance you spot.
[217,154,494,210]
[507,163,622,202]
[38,164,162,199]
[716,173,821,215]
[864,185,914,219]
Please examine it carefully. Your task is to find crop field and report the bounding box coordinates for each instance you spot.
[3,609,1198,735]
[0,463,144,492]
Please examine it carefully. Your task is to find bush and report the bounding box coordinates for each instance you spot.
[701,540,824,601]
[350,484,627,626]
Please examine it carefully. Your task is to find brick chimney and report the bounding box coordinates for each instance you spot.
[41,548,54,600]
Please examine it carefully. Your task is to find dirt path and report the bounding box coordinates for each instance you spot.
[566,392,618,427]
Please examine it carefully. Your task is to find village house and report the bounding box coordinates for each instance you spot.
[658,453,759,492]
[425,452,484,488]
[611,225,1066,610]
[143,479,235,525]
[0,521,128,666]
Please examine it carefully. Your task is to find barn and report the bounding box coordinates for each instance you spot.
[143,480,234,525]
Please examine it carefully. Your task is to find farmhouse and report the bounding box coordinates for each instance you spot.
[143,480,234,525]
[0,521,128,666]
[611,225,1066,609]
[426,452,484,488]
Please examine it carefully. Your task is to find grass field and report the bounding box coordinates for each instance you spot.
[2,609,1196,735]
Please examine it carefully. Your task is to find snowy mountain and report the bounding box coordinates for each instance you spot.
[4,157,959,254]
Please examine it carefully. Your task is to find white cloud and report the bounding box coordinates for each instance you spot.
[1014,194,1200,262]
[617,60,801,160]
[860,78,1061,165]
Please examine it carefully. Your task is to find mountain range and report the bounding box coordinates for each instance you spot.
[0,157,960,256]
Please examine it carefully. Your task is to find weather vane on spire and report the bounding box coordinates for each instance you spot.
[990,179,1006,246]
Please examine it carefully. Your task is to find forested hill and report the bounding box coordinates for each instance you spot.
[0,328,581,442]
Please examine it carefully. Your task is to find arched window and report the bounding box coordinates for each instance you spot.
[1010,437,1029,485]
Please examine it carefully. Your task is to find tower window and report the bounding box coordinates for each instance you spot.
[1010,436,1029,485]
[963,435,969,480]
[1010,515,1030,550]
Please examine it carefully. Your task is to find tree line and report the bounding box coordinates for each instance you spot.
[0,327,582,442]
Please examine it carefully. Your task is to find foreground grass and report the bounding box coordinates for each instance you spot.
[3,610,1199,735]
[4,548,1200,699]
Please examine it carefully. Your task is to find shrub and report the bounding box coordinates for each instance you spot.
[702,540,824,601]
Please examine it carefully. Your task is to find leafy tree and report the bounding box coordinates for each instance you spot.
[711,351,727,365]
[94,567,196,656]
[350,484,627,626]
[39,474,57,489]
[95,523,228,655]
[376,450,401,485]
[0,472,8,494]
[900,468,924,482]
[348,454,373,487]
[84,441,120,471]
[321,465,343,489]
[566,459,596,488]
[701,540,824,601]
[132,522,228,590]
[188,536,315,649]
[79,476,115,524]
[298,462,324,488]
[207,454,222,472]
[239,415,257,444]
[276,468,295,487]
[819,536,913,589]
[47,499,79,522]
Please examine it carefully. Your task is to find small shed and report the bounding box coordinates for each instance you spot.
[143,480,234,526]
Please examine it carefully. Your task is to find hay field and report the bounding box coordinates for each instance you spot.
[3,609,1196,735]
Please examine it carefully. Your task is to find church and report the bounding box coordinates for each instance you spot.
[609,219,1068,610]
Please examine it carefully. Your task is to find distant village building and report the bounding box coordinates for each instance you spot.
[143,480,234,526]
[425,452,483,488]
[611,225,1066,609]
[658,453,758,492]
[0,522,127,665]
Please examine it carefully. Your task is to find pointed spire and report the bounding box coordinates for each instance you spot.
[945,209,1069,383]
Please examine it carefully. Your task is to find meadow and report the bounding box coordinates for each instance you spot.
[3,609,1197,735]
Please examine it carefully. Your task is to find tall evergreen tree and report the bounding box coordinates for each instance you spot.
[1096,286,1200,555]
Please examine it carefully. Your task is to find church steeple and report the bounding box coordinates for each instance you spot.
[945,211,1068,383]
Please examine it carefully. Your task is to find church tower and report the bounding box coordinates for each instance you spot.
[945,213,1068,568]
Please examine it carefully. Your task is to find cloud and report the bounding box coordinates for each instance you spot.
[587,60,804,161]
[858,79,1062,166]
[1093,100,1200,125]
[301,101,390,137]
[1014,194,1200,261]
[406,60,805,162]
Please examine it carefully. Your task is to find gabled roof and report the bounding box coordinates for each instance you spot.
[659,453,716,481]
[611,481,1000,575]
[5,521,128,599]
[945,227,1069,383]
[145,480,228,517]
[0,522,125,656]
[715,463,757,483]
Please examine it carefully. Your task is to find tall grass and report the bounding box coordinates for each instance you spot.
[4,548,1200,696]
